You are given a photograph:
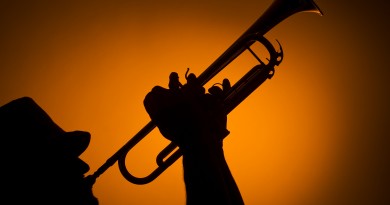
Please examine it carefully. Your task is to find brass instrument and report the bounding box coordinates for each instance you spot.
[87,0,323,185]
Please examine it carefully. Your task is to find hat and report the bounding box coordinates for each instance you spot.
[0,97,98,205]
[58,130,91,157]
[0,96,90,158]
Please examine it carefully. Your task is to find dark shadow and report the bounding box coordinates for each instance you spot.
[144,69,244,205]
[0,97,98,205]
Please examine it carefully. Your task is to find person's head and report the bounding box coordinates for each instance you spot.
[0,97,98,205]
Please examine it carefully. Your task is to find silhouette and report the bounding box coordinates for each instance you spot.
[169,72,183,92]
[208,79,231,100]
[181,68,206,98]
[144,71,244,205]
[0,97,98,205]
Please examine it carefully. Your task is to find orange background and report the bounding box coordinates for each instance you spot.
[0,0,389,204]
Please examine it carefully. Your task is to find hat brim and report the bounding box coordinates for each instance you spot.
[60,131,91,157]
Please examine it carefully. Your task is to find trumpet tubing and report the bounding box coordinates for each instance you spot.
[88,0,323,185]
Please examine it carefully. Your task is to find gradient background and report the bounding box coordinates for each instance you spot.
[1,0,389,204]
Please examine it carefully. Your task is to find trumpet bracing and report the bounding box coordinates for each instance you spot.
[87,0,323,185]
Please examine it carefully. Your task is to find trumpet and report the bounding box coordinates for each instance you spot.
[87,0,323,185]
